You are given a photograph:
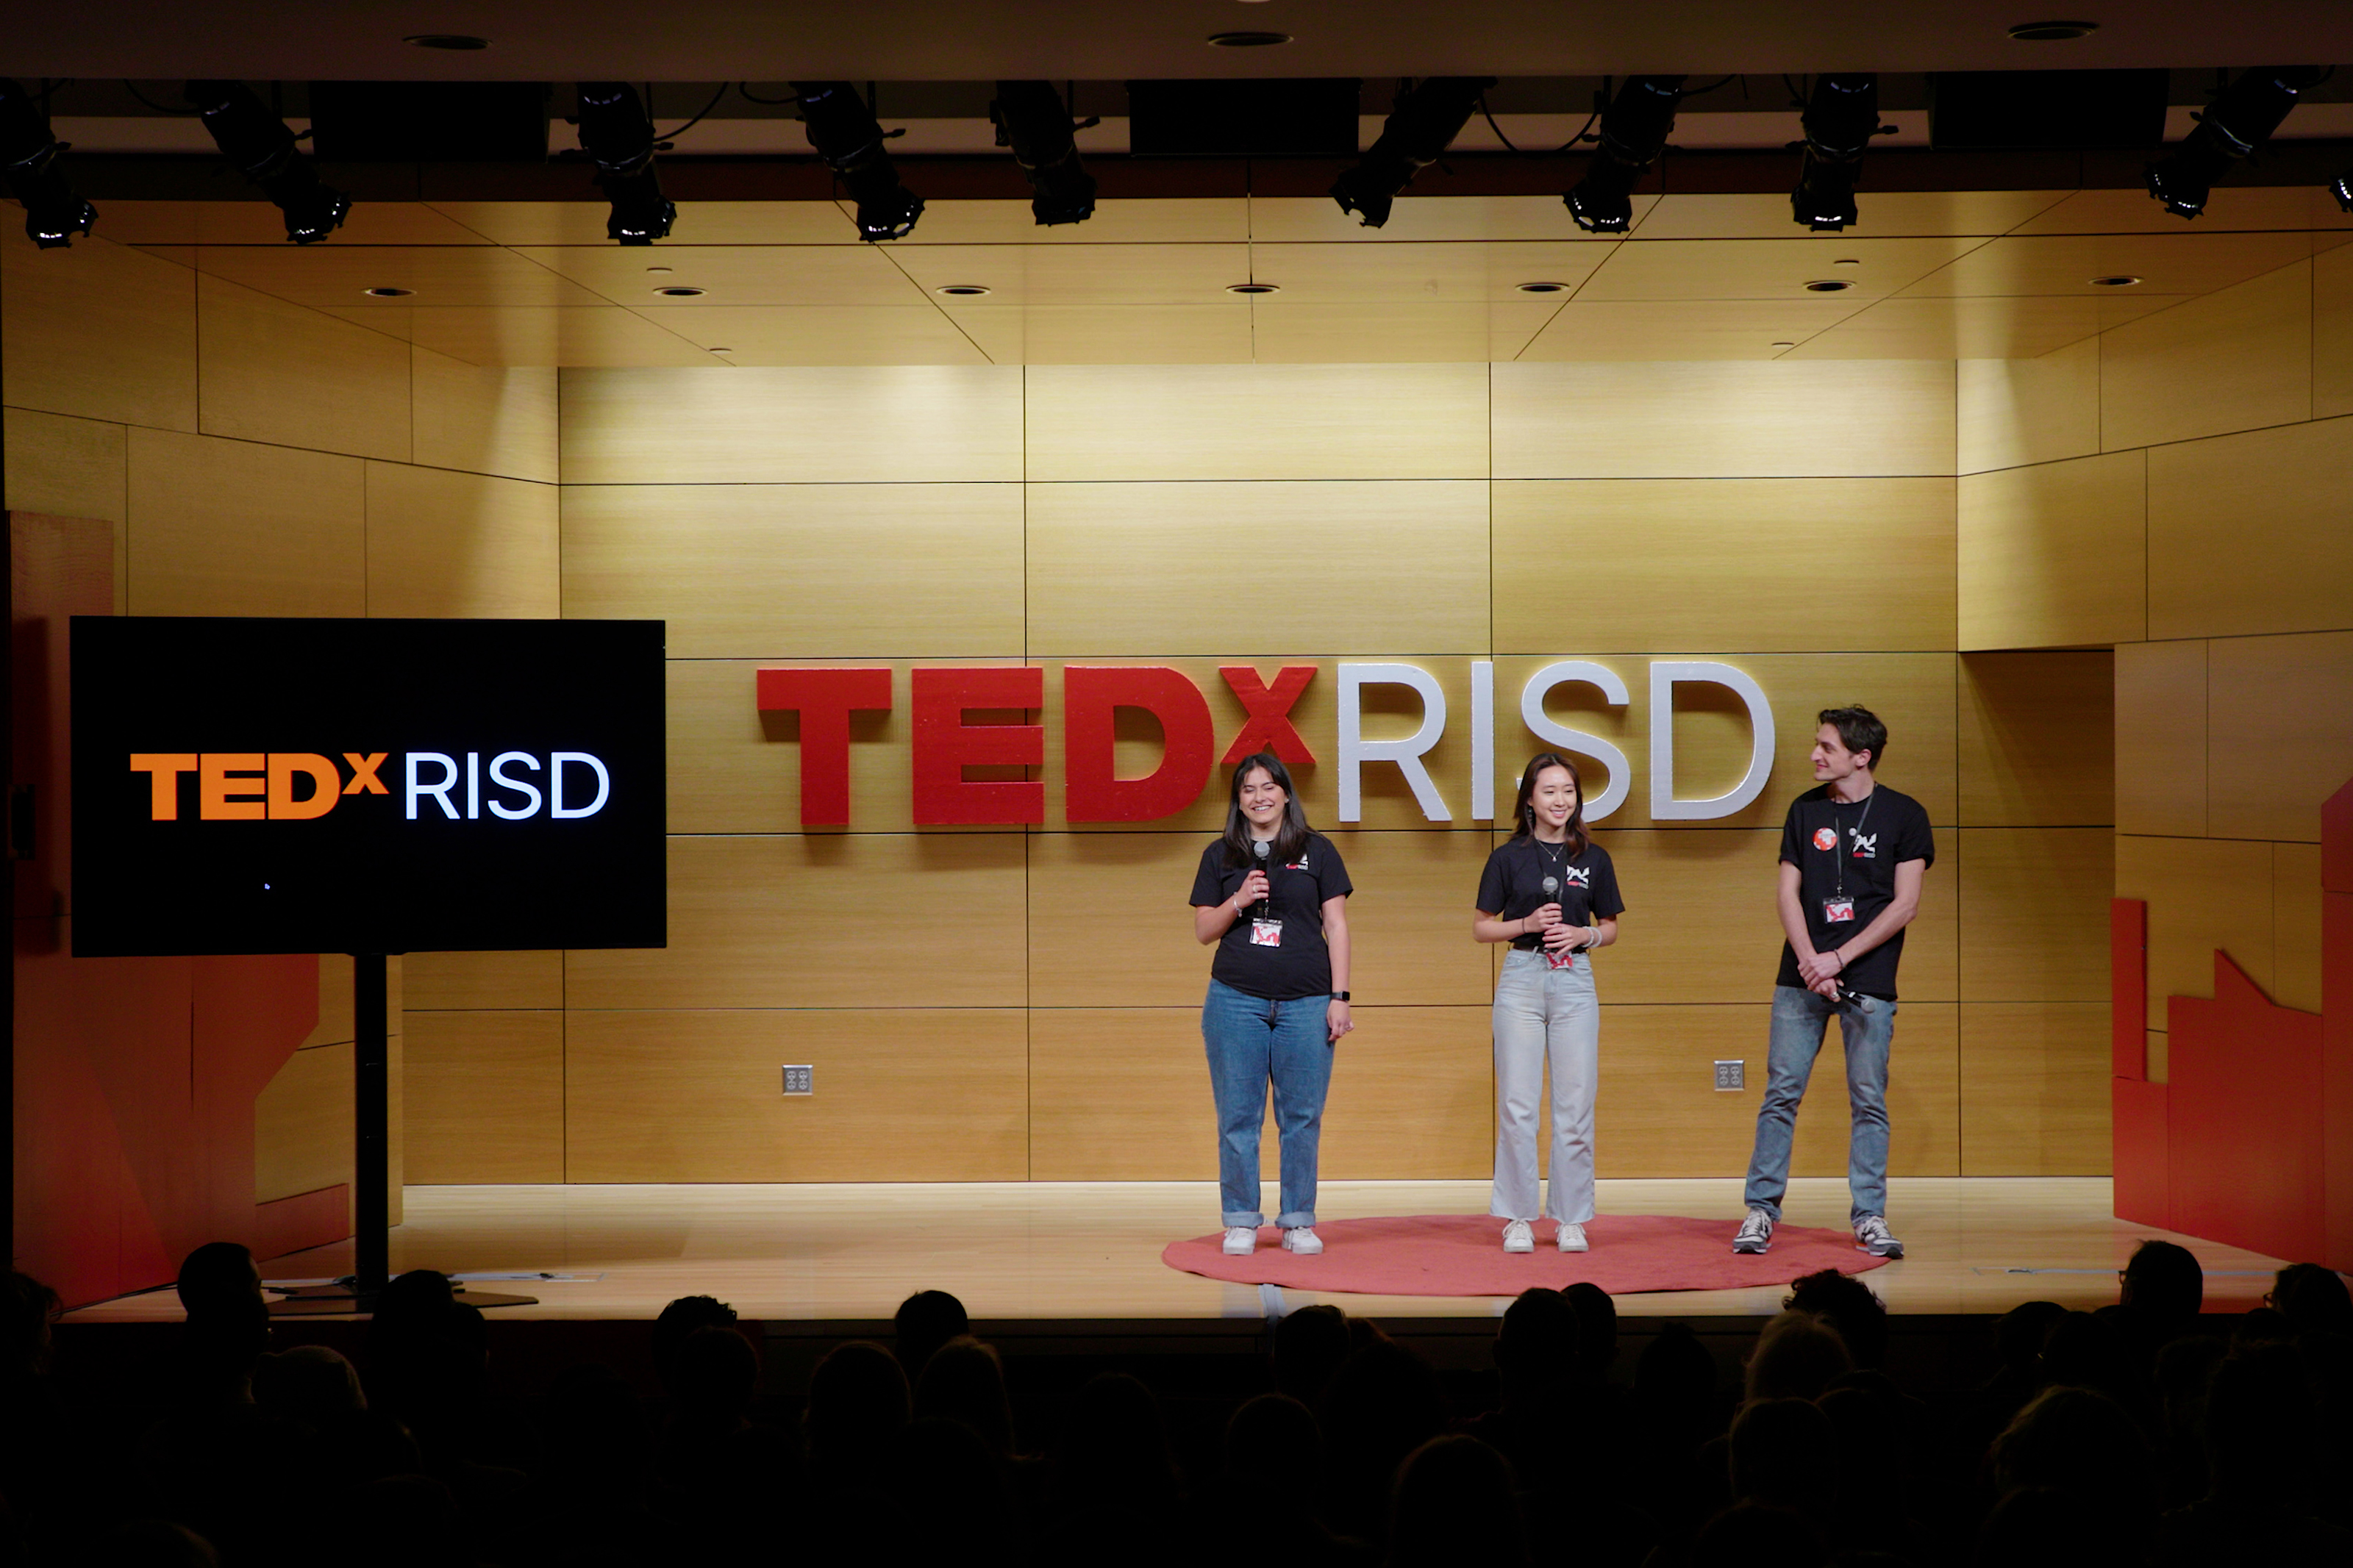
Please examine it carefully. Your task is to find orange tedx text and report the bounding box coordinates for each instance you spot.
[130,753,344,821]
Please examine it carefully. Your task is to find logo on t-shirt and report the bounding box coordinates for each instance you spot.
[1563,865,1591,888]
[1812,826,1838,851]
[1849,830,1877,859]
[1286,857,1310,871]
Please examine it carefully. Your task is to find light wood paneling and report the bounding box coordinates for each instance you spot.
[96,198,497,248]
[1596,1002,1960,1178]
[1787,293,2177,362]
[2313,241,2353,420]
[2146,418,2353,641]
[890,243,1249,305]
[426,200,865,247]
[1957,338,2100,474]
[564,1008,1029,1181]
[1026,482,1488,654]
[640,305,991,366]
[1515,298,1866,360]
[365,463,558,618]
[195,275,411,462]
[1249,240,1613,301]
[182,243,605,313]
[4,410,128,609]
[1635,190,2065,240]
[1957,451,2145,650]
[1960,651,2115,828]
[302,953,354,1050]
[1492,361,1954,479]
[1579,236,1982,301]
[2013,187,2353,237]
[2115,640,2207,839]
[904,197,1252,246]
[410,350,557,483]
[1495,479,1956,653]
[1959,1003,2110,1175]
[347,306,717,368]
[945,303,1254,365]
[404,950,564,1011]
[1249,193,1634,243]
[1248,301,1560,364]
[1955,828,2114,1002]
[2100,262,2312,451]
[1,229,197,432]
[559,366,1021,483]
[126,429,365,617]
[2115,834,2275,1031]
[1026,1006,1490,1182]
[2204,631,2353,843]
[515,243,925,307]
[255,1042,352,1203]
[562,483,1025,658]
[1023,364,1489,482]
[564,834,1028,1009]
[2274,842,2326,1015]
[404,1011,565,1184]
[1903,230,2317,298]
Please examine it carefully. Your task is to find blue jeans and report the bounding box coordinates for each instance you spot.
[1743,984,1897,1225]
[1202,978,1335,1228]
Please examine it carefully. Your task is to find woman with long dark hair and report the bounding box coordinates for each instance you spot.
[1189,752,1354,1257]
[1473,753,1624,1253]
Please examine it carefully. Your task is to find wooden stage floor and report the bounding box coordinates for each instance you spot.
[66,1177,2290,1325]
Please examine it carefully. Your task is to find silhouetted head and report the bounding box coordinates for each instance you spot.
[1635,1320,1722,1435]
[1055,1372,1177,1508]
[806,1340,909,1469]
[2204,1342,2321,1500]
[893,1289,970,1377]
[2269,1263,2353,1336]
[1743,1310,1852,1405]
[1729,1397,1838,1518]
[542,1363,651,1486]
[1992,1300,2067,1378]
[915,1336,1016,1458]
[0,1270,62,1381]
[2119,1240,2203,1330]
[1783,1270,1888,1369]
[1272,1303,1352,1403]
[1493,1287,1579,1403]
[176,1242,262,1318]
[2037,1310,2135,1404]
[672,1323,760,1428]
[1989,1384,2154,1519]
[1224,1393,1321,1491]
[651,1295,738,1393]
[1562,1281,1618,1376]
[1389,1435,1527,1567]
[252,1344,367,1427]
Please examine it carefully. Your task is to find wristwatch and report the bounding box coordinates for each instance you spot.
[1332,991,1351,1002]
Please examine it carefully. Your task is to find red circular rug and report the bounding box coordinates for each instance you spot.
[1163,1213,1892,1297]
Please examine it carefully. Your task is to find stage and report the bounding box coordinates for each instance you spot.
[62,1177,2290,1326]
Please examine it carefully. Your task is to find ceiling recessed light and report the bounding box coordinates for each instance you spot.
[1226,282,1281,294]
[1515,281,1571,294]
[935,284,992,297]
[364,286,414,297]
[1832,257,1862,265]
[1207,31,1293,47]
[1770,340,1797,348]
[646,265,673,273]
[2090,273,2143,287]
[2007,20,2099,42]
[403,34,490,50]
[1803,279,1853,292]
[708,347,733,354]
[654,285,706,297]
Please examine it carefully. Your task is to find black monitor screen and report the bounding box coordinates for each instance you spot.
[70,616,666,956]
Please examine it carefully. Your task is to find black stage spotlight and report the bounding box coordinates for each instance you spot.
[1565,76,1685,234]
[2148,66,2328,220]
[0,79,95,247]
[1792,74,1883,231]
[574,82,674,244]
[794,81,924,241]
[184,81,349,244]
[1331,75,1497,229]
[992,80,1096,226]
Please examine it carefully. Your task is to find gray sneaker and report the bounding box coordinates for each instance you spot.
[1854,1215,1904,1259]
[1732,1208,1774,1254]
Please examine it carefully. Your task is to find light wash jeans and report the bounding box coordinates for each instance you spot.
[1490,948,1599,1225]
[1202,978,1335,1228]
[1743,984,1897,1225]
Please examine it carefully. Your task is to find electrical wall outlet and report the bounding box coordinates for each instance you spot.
[1713,1059,1746,1092]
[782,1064,814,1095]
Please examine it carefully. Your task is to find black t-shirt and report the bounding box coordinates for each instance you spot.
[1476,837,1626,950]
[1774,783,1935,1000]
[1190,834,1354,1000]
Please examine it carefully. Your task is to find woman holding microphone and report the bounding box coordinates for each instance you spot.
[1474,752,1624,1253]
[1190,752,1354,1257]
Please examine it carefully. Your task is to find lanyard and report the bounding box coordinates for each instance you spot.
[1831,790,1876,900]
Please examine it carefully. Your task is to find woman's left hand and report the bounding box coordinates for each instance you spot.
[1327,999,1353,1042]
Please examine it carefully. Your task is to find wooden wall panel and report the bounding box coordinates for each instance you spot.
[1591,829,1798,1005]
[1957,451,2146,650]
[410,350,557,483]
[2313,241,2353,420]
[404,1011,565,1184]
[404,950,564,1011]
[562,483,1025,658]
[1955,339,2100,474]
[1955,828,2115,1002]
[1493,361,1955,479]
[1,230,197,432]
[196,275,411,462]
[1025,482,1490,656]
[2115,640,2207,839]
[2147,418,2353,640]
[255,1042,352,1203]
[557,366,1024,484]
[1958,1002,2111,1175]
[1022,364,1490,481]
[1596,1002,1959,1178]
[2100,262,2312,451]
[2204,631,2353,843]
[2273,842,2325,1015]
[4,410,129,611]
[564,834,1029,1009]
[126,429,366,617]
[2115,834,2275,1031]
[1493,479,1957,654]
[1959,651,2115,828]
[565,1009,1028,1181]
[365,463,559,618]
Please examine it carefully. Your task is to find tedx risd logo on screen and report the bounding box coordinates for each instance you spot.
[123,749,615,823]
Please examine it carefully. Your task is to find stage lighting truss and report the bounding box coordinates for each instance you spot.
[574,82,675,244]
[1565,76,1686,234]
[1791,74,1889,231]
[1331,76,1497,229]
[794,81,924,242]
[0,79,95,247]
[184,81,350,244]
[2148,66,2329,220]
[991,80,1097,226]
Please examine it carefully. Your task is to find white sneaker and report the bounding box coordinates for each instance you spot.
[1732,1207,1774,1254]
[1502,1220,1534,1253]
[1854,1214,1905,1259]
[1222,1226,1257,1256]
[1281,1227,1324,1256]
[1557,1222,1588,1253]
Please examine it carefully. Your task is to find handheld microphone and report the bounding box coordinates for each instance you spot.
[1252,838,1272,917]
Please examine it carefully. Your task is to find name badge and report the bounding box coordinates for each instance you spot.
[1822,898,1857,924]
[1546,948,1577,971]
[1250,919,1284,947]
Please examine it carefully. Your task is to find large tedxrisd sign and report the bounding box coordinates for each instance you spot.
[71,617,667,957]
[760,660,1777,826]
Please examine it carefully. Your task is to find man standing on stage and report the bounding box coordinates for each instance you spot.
[1732,706,1933,1260]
